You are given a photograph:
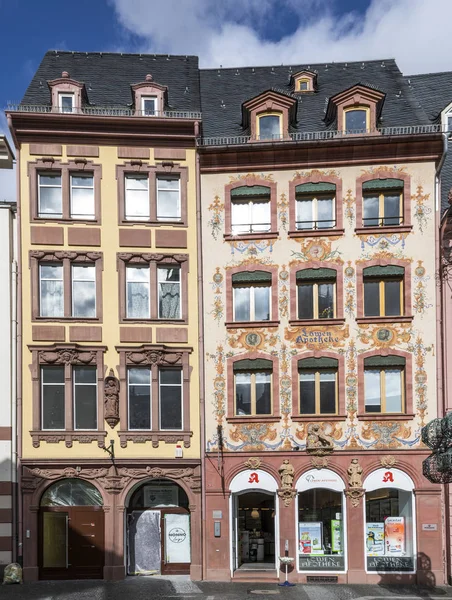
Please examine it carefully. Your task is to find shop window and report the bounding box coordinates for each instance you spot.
[296,268,336,320]
[298,488,345,571]
[257,113,282,140]
[364,356,405,414]
[231,186,271,235]
[298,357,338,415]
[366,488,414,572]
[362,179,404,227]
[363,265,404,317]
[295,183,336,230]
[232,271,271,322]
[233,358,272,416]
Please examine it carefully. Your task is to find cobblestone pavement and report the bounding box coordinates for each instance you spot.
[0,576,451,600]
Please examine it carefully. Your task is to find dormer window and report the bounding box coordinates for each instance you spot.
[291,70,316,93]
[257,113,282,140]
[141,96,157,116]
[298,79,309,91]
[58,93,74,114]
[344,107,369,133]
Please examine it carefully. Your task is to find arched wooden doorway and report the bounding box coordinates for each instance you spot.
[39,478,105,580]
[126,478,190,575]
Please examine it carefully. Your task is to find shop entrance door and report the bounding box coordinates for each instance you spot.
[233,491,276,572]
[163,512,190,574]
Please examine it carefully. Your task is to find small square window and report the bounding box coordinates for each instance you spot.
[59,94,75,114]
[141,96,157,116]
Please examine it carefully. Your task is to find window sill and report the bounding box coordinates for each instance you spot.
[34,316,102,323]
[289,318,346,327]
[30,430,107,448]
[357,413,415,421]
[226,416,279,424]
[355,225,413,235]
[288,229,345,239]
[356,316,413,324]
[118,430,192,448]
[291,414,346,422]
[225,320,280,329]
[121,318,188,325]
[32,217,100,225]
[224,232,279,242]
[120,220,188,228]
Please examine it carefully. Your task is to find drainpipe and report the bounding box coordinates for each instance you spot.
[195,127,207,580]
[435,132,448,584]
[10,235,17,563]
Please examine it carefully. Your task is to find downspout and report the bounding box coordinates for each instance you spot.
[436,132,448,583]
[195,124,207,580]
[10,216,17,563]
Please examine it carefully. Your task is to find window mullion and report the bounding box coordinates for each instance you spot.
[379,280,385,316]
[313,284,318,319]
[381,369,386,413]
[251,373,256,416]
[379,193,384,224]
[315,371,320,414]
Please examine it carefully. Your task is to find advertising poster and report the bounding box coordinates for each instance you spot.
[366,523,385,556]
[299,522,323,554]
[385,517,405,555]
[331,520,342,553]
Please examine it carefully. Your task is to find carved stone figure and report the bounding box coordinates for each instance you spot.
[278,459,294,489]
[348,458,363,488]
[104,369,120,429]
[306,423,334,454]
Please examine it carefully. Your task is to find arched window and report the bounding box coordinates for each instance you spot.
[363,265,404,317]
[233,358,273,416]
[298,357,338,415]
[344,106,369,133]
[257,113,282,140]
[362,178,404,227]
[40,478,103,507]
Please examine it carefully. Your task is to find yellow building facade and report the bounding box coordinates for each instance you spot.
[8,51,202,581]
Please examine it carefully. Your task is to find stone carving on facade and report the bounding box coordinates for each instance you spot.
[278,488,297,507]
[22,464,201,496]
[39,348,97,366]
[311,456,329,470]
[380,455,397,468]
[104,369,120,429]
[244,457,261,470]
[30,250,102,263]
[278,459,295,489]
[125,350,183,367]
[118,253,188,265]
[306,423,334,455]
[347,458,363,488]
[31,431,106,449]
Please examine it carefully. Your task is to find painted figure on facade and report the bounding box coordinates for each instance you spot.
[348,458,363,488]
[278,459,294,489]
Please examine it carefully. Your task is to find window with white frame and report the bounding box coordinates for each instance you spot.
[362,179,404,227]
[40,264,64,318]
[234,359,272,416]
[72,265,96,318]
[70,174,95,219]
[141,96,157,116]
[125,174,150,220]
[128,367,152,430]
[159,368,183,430]
[58,93,75,114]
[364,356,405,414]
[41,366,65,429]
[126,265,150,319]
[158,266,181,319]
[38,173,63,218]
[156,176,181,221]
[232,271,271,322]
[73,366,97,429]
[231,186,271,234]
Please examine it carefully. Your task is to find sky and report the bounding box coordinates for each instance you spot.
[1,0,452,200]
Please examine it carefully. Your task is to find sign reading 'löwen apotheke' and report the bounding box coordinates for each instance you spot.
[285,325,349,349]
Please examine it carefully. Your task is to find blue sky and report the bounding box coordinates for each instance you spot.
[1,0,451,200]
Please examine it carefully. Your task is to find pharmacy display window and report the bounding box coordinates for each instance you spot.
[296,469,346,572]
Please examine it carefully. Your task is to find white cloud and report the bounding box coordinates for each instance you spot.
[0,114,16,204]
[110,0,452,74]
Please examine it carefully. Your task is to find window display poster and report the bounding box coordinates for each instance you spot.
[299,522,323,555]
[331,520,342,553]
[385,517,405,556]
[366,523,385,556]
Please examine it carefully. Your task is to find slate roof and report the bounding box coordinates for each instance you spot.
[408,72,452,213]
[21,51,201,112]
[199,59,429,138]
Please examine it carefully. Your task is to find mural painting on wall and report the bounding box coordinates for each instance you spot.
[291,239,342,263]
[207,344,232,430]
[294,422,343,452]
[413,260,433,316]
[344,261,356,318]
[407,334,432,427]
[356,324,411,349]
[229,239,275,256]
[229,423,278,451]
[285,324,349,350]
[344,340,359,449]
[227,329,279,351]
[344,189,355,227]
[210,267,224,324]
[358,232,409,251]
[412,184,432,233]
[279,344,294,450]
[361,422,412,449]
[278,192,288,231]
[292,168,340,181]
[208,195,224,240]
[279,266,289,319]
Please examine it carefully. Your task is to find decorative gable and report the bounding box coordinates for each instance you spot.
[131,74,168,116]
[48,71,87,113]
[290,70,317,93]
[325,84,386,133]
[242,89,297,141]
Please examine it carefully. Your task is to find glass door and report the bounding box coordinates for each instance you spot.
[42,512,68,569]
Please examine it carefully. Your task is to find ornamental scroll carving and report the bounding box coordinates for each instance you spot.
[30,250,102,263]
[104,369,120,429]
[22,464,201,496]
[39,348,97,366]
[244,457,261,470]
[125,350,183,367]
[118,253,188,265]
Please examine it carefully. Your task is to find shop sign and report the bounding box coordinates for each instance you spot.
[364,468,414,492]
[285,325,349,350]
[296,469,344,492]
[422,523,437,531]
[143,485,178,507]
[230,469,278,493]
[367,556,414,572]
[299,555,345,571]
